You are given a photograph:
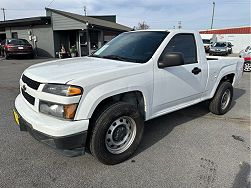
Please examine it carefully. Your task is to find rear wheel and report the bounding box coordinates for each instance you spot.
[209,82,233,115]
[243,62,251,72]
[89,102,144,165]
[4,51,9,59]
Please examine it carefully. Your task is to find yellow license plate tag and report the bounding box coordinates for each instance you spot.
[13,110,20,125]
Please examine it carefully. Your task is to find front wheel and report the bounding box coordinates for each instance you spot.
[209,82,233,115]
[89,102,144,165]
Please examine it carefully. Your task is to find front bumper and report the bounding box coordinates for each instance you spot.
[7,50,33,56]
[14,110,87,156]
[14,94,89,157]
[209,51,228,55]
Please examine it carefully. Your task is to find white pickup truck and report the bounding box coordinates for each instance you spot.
[14,30,244,165]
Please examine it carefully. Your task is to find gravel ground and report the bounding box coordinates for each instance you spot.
[0,57,250,188]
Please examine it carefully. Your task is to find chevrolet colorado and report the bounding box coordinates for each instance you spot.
[13,30,244,165]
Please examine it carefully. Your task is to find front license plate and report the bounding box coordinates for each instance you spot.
[18,47,24,49]
[13,109,20,125]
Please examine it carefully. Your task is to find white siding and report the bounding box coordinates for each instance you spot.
[51,12,86,31]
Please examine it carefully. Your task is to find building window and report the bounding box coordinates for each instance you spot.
[12,32,18,39]
[0,27,5,32]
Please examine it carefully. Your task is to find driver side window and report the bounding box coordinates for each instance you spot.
[159,34,198,65]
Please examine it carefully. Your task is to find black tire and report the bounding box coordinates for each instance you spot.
[4,51,9,59]
[89,102,144,165]
[28,53,34,59]
[209,82,233,115]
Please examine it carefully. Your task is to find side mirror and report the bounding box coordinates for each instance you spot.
[158,52,185,68]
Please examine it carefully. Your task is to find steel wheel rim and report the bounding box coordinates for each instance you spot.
[221,89,231,110]
[244,63,251,71]
[105,116,137,154]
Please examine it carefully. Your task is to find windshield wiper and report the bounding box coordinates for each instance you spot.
[101,55,128,62]
[89,54,102,58]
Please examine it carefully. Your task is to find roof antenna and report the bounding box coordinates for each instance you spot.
[47,0,56,7]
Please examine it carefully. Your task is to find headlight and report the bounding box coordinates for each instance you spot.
[39,100,78,119]
[42,84,82,96]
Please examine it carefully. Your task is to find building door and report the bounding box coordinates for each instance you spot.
[79,31,88,56]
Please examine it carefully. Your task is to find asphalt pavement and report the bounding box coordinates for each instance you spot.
[0,57,250,188]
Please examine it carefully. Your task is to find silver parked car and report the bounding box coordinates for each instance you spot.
[209,42,233,56]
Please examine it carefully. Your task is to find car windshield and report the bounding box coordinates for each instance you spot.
[91,31,169,63]
[213,42,226,47]
[203,39,211,44]
[7,39,30,45]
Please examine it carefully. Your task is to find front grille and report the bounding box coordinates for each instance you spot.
[22,74,40,90]
[22,89,35,105]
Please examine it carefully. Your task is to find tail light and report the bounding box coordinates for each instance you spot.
[6,45,14,49]
[244,57,251,61]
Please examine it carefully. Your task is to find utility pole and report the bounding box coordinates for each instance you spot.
[1,8,6,21]
[211,2,215,29]
[84,6,87,16]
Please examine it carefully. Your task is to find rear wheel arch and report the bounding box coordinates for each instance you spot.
[219,73,235,84]
[209,73,235,100]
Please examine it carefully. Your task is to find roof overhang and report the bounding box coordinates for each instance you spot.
[0,17,51,28]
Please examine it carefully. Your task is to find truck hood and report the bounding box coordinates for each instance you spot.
[23,57,143,84]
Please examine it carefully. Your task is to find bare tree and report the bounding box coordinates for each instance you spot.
[136,21,150,30]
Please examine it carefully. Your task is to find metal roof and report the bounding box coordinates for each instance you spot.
[0,17,51,27]
[200,26,251,34]
[46,8,131,31]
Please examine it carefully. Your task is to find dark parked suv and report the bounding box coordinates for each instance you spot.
[0,38,34,59]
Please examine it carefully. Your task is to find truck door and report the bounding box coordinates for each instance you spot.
[153,33,206,115]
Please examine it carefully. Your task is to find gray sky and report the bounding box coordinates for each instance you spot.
[0,0,250,30]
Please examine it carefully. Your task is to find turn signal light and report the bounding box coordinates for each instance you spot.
[64,104,78,119]
[68,86,82,96]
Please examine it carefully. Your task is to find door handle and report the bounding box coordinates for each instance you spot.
[192,67,201,75]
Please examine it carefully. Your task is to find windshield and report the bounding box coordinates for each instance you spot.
[203,39,211,44]
[213,42,226,47]
[91,31,169,63]
[7,39,30,45]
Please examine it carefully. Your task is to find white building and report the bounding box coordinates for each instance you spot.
[200,26,251,53]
